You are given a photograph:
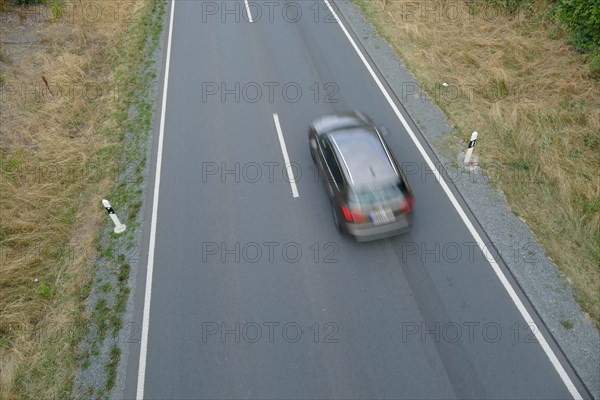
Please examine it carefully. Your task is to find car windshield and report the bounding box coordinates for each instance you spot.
[349,182,405,207]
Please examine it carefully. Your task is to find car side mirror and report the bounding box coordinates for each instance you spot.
[380,125,389,136]
[310,139,317,150]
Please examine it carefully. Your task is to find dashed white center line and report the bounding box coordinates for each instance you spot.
[244,0,253,22]
[272,113,299,198]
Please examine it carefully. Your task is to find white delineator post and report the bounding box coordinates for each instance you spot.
[102,199,126,233]
[464,131,478,165]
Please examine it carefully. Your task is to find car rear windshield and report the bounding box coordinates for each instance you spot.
[348,182,407,207]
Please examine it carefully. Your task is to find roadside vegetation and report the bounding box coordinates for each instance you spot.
[0,0,161,398]
[352,0,599,328]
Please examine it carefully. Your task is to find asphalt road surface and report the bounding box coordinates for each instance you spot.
[123,1,591,398]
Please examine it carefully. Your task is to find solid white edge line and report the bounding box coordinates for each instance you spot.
[322,1,582,398]
[244,0,254,22]
[273,113,300,198]
[136,0,176,399]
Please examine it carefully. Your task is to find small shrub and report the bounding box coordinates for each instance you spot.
[560,320,574,330]
[512,160,532,171]
[38,283,53,299]
[554,0,600,53]
[47,0,63,21]
[14,0,44,4]
[0,336,11,349]
[583,130,600,150]
[588,49,600,77]
[490,0,529,13]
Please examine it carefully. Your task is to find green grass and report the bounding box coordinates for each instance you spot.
[561,320,575,330]
[105,345,120,390]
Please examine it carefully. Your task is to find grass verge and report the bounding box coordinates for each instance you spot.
[76,2,165,396]
[0,0,163,398]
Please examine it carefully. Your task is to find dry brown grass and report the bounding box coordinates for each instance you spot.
[0,0,147,398]
[357,0,600,327]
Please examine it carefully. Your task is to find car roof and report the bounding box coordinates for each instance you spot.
[328,128,399,188]
[312,112,368,134]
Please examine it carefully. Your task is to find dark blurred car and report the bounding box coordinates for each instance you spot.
[309,111,414,241]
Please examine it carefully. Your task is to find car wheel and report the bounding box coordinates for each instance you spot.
[331,203,341,232]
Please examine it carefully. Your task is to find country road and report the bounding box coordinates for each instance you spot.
[122,1,591,398]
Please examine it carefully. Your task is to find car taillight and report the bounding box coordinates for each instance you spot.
[341,207,352,222]
[351,210,367,223]
[341,206,367,223]
[400,194,414,213]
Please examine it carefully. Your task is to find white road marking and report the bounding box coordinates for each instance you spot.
[244,0,254,22]
[136,0,176,399]
[322,1,582,398]
[273,113,299,198]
